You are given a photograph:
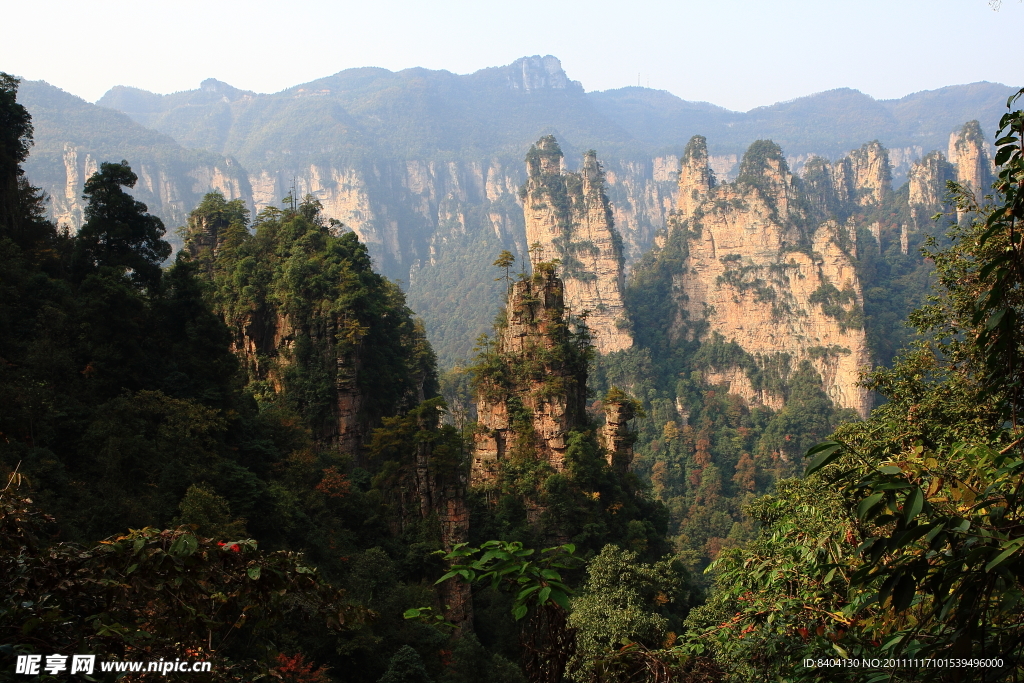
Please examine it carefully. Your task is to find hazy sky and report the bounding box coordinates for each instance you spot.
[3,0,1020,111]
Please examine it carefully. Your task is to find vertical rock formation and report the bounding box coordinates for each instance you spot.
[522,136,633,354]
[847,141,892,206]
[671,136,872,417]
[471,266,589,487]
[907,149,956,231]
[183,204,435,457]
[384,405,473,633]
[798,141,892,221]
[676,137,715,221]
[908,150,956,208]
[600,392,635,476]
[949,120,994,207]
[601,157,678,263]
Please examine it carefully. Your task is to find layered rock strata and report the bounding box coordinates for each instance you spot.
[471,268,588,486]
[673,136,873,417]
[522,136,633,354]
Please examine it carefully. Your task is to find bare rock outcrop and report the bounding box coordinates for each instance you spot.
[600,393,636,476]
[671,136,872,417]
[522,136,633,354]
[908,150,956,208]
[847,141,892,206]
[949,120,994,204]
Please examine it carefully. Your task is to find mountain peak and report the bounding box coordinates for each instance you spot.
[199,78,252,100]
[505,55,579,93]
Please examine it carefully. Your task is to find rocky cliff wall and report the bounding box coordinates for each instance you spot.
[244,153,675,272]
[40,144,251,240]
[521,136,633,354]
[672,136,873,417]
[908,150,956,209]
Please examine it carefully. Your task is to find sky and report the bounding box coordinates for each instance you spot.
[2,0,1021,112]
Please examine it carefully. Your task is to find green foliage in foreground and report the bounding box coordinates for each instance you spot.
[437,541,581,620]
[0,491,361,682]
[569,545,698,682]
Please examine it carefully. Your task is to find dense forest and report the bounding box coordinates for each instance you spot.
[3,66,1024,683]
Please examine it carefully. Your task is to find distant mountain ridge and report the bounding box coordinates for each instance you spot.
[96,59,1015,165]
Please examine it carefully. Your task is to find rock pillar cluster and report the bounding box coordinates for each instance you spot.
[670,136,873,417]
[522,136,633,354]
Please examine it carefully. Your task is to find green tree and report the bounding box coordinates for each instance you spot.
[0,72,49,253]
[73,161,172,289]
[494,249,516,292]
[568,545,694,683]
[173,483,248,539]
[437,541,580,683]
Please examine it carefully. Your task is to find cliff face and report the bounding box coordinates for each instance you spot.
[600,397,635,476]
[949,120,994,198]
[672,136,872,417]
[471,268,589,487]
[222,304,367,454]
[906,121,991,226]
[908,150,956,209]
[19,80,251,240]
[382,405,472,632]
[43,145,250,239]
[847,141,893,206]
[521,137,633,354]
[184,205,436,458]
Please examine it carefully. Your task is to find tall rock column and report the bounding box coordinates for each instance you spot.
[382,405,473,634]
[522,136,633,354]
[909,150,956,208]
[471,267,589,487]
[676,135,715,221]
[600,391,636,477]
[949,120,994,219]
[908,150,956,230]
[847,141,892,206]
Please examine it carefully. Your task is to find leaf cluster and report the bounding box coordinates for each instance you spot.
[436,540,580,620]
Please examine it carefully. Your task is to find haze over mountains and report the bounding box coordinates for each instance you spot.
[17,55,1016,365]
